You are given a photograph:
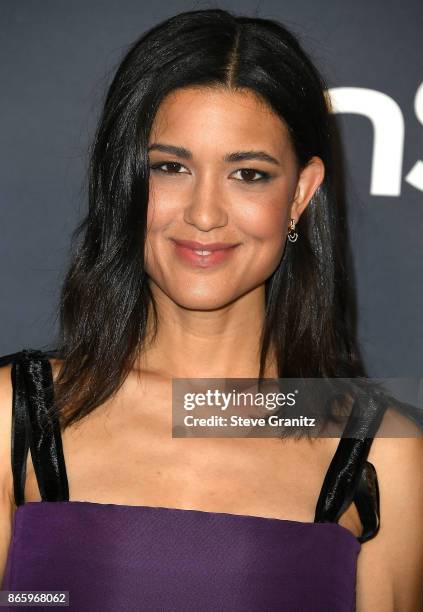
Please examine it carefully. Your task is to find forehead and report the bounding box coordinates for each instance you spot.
[149,86,292,154]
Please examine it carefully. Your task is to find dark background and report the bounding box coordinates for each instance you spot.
[1,0,422,376]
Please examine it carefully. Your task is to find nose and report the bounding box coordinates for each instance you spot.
[183,173,228,231]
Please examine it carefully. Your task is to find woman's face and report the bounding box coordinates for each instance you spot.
[145,86,324,310]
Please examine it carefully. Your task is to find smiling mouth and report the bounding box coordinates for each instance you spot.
[171,240,240,268]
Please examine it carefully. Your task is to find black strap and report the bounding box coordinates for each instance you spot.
[353,461,380,543]
[10,360,30,506]
[2,348,69,506]
[314,391,388,542]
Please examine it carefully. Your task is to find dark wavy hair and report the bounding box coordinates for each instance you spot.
[49,8,373,429]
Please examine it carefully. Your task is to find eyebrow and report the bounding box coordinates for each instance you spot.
[147,143,280,166]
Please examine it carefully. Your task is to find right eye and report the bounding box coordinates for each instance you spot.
[149,162,189,174]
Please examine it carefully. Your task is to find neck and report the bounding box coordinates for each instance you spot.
[136,282,276,379]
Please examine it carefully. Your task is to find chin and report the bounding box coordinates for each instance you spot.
[165,289,237,312]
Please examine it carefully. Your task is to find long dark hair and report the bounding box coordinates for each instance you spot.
[50,8,370,430]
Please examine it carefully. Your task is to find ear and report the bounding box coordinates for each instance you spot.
[290,156,325,222]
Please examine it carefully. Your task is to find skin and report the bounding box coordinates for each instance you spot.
[140,86,323,378]
[1,86,422,610]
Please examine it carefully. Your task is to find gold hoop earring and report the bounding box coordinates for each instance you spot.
[287,218,298,243]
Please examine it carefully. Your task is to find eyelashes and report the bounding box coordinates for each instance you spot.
[149,161,272,183]
[150,162,187,174]
[231,168,271,182]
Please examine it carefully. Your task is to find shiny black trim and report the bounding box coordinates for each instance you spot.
[314,392,388,543]
[11,361,29,506]
[1,348,69,506]
[354,461,381,543]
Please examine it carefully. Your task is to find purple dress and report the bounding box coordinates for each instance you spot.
[0,349,387,611]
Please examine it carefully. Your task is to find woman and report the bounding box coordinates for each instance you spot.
[1,8,422,611]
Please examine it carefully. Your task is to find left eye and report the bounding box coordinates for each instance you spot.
[150,162,189,174]
[231,169,269,182]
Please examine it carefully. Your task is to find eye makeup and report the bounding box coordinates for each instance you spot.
[149,161,273,183]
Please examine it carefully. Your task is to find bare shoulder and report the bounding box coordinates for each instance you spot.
[376,403,423,437]
[356,405,423,612]
[48,357,64,381]
[0,361,17,584]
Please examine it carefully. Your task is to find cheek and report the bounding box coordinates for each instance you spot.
[144,199,162,271]
[236,191,289,247]
[236,190,292,278]
[144,183,187,277]
[144,187,179,257]
[146,183,178,228]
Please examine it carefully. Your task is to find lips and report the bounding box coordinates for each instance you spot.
[171,238,240,268]
[171,239,240,252]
